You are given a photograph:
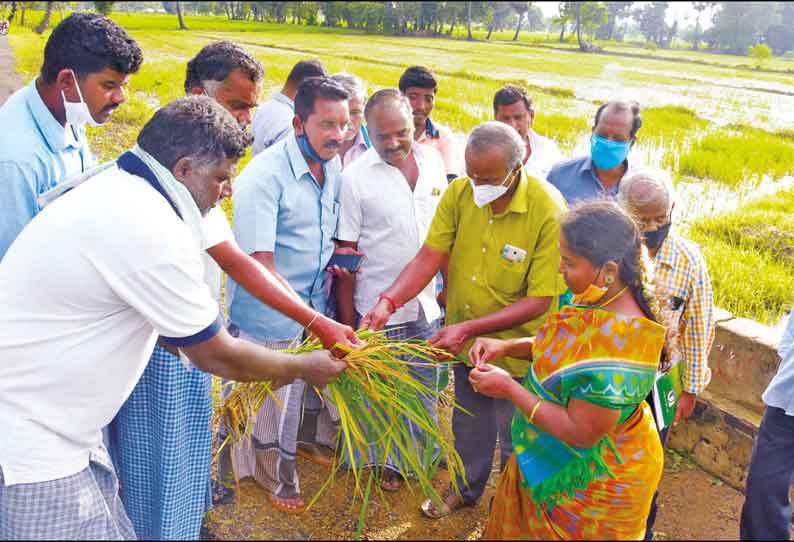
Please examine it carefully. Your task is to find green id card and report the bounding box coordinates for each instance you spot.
[652,359,682,431]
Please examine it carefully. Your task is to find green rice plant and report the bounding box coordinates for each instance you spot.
[533,113,588,153]
[677,126,794,188]
[641,105,708,143]
[217,329,466,515]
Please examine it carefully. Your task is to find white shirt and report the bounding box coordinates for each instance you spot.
[251,92,294,156]
[0,166,221,485]
[336,144,447,325]
[201,206,234,304]
[525,128,564,180]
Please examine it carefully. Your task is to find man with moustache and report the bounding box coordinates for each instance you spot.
[0,12,142,260]
[226,76,351,513]
[334,89,448,491]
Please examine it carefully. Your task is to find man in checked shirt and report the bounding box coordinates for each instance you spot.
[618,170,715,540]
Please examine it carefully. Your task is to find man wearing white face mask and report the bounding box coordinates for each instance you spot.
[0,13,142,261]
[362,121,567,518]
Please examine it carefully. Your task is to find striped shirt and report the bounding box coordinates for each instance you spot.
[655,228,715,394]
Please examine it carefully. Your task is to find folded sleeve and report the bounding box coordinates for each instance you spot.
[335,171,362,242]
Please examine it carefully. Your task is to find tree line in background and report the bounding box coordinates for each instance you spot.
[3,1,794,58]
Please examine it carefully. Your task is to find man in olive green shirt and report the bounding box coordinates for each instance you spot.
[362,121,566,517]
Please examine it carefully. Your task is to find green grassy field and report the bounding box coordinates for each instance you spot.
[7,12,794,323]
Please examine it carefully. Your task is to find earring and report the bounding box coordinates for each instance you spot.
[605,276,614,285]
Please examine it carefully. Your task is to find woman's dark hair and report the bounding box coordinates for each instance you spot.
[294,77,349,122]
[184,41,263,93]
[561,200,676,367]
[41,13,142,84]
[138,96,251,171]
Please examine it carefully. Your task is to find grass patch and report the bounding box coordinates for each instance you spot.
[678,126,794,187]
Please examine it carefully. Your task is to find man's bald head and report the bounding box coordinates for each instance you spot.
[593,100,642,142]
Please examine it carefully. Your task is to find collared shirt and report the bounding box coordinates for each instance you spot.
[765,312,794,415]
[424,170,567,376]
[341,126,371,169]
[655,228,715,395]
[336,144,447,325]
[251,91,294,156]
[524,128,564,180]
[0,79,95,260]
[546,155,634,205]
[416,117,460,177]
[229,133,341,341]
[0,165,220,485]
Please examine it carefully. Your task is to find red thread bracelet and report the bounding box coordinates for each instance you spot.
[379,293,402,312]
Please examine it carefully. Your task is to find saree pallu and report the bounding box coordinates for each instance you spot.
[484,306,666,540]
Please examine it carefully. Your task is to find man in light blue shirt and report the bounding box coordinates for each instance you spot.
[227,76,351,513]
[0,13,141,260]
[547,101,641,205]
[740,311,794,540]
[250,59,326,155]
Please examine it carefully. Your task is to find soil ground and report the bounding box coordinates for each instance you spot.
[0,35,745,542]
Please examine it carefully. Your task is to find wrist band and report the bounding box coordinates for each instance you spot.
[529,399,543,424]
[379,293,401,313]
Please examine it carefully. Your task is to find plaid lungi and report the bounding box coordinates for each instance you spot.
[108,345,212,540]
[0,445,136,540]
[225,331,339,498]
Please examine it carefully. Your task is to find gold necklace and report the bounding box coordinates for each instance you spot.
[596,286,629,308]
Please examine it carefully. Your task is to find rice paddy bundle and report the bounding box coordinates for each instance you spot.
[217,328,467,512]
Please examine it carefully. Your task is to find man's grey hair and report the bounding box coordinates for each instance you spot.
[466,121,524,172]
[618,169,676,214]
[331,72,367,103]
[137,95,252,172]
[364,88,413,124]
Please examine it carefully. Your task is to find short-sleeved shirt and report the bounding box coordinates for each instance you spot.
[424,170,568,376]
[416,118,460,177]
[764,311,794,415]
[547,155,635,205]
[0,79,95,260]
[336,144,447,325]
[251,92,294,156]
[200,206,234,304]
[655,228,715,395]
[229,133,341,341]
[0,165,221,486]
[525,128,564,180]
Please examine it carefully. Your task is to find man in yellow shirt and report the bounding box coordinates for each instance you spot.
[362,121,567,518]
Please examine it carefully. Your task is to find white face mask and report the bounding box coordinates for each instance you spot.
[61,70,101,128]
[469,169,517,208]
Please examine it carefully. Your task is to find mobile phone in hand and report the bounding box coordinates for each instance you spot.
[327,253,364,272]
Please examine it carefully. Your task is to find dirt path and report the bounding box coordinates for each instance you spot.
[204,449,743,540]
[0,35,23,105]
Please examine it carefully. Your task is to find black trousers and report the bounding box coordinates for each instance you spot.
[740,406,794,540]
[644,394,670,541]
[452,363,518,504]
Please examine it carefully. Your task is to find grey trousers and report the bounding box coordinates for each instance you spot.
[740,406,794,540]
[452,363,518,504]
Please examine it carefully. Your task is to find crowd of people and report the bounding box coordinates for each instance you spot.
[0,12,790,542]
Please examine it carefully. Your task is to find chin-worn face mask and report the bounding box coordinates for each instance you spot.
[469,168,517,208]
[643,222,672,250]
[571,268,609,305]
[297,134,330,164]
[62,70,101,128]
[590,133,631,170]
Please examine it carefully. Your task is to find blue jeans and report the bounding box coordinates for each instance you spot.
[740,406,794,540]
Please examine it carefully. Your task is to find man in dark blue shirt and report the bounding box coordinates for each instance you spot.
[547,100,641,204]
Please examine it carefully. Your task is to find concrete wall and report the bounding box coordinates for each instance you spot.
[667,309,784,491]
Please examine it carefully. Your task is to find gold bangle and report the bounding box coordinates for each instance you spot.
[529,399,543,424]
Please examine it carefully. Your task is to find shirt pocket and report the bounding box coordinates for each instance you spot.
[486,255,529,298]
[321,198,339,240]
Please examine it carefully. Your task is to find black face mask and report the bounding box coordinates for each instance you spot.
[643,222,672,249]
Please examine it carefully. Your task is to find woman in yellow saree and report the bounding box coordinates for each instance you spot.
[469,201,675,540]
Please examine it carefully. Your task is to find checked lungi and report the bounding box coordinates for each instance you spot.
[108,345,213,540]
[0,445,136,540]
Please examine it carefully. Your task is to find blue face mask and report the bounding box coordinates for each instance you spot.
[297,134,330,164]
[590,133,631,170]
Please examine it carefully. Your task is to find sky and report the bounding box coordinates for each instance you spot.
[535,1,716,30]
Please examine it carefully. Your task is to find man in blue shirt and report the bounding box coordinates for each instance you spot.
[228,76,351,514]
[740,312,794,540]
[547,100,641,204]
[0,13,142,260]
